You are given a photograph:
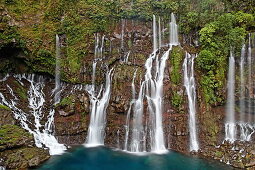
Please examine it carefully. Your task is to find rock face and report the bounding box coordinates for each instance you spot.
[0,111,50,169]
[0,17,254,170]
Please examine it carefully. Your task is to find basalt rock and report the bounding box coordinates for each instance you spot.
[0,124,50,169]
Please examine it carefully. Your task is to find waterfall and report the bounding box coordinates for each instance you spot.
[169,13,179,45]
[158,17,162,48]
[183,53,199,152]
[225,51,236,142]
[124,14,179,153]
[130,81,145,152]
[53,34,61,104]
[239,44,246,123]
[239,44,249,141]
[124,70,137,151]
[94,34,105,59]
[153,15,158,52]
[0,74,66,155]
[146,48,170,153]
[121,19,125,50]
[248,34,252,123]
[92,61,97,92]
[86,33,114,146]
[86,68,114,146]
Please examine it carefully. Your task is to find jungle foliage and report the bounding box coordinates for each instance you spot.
[1,0,255,105]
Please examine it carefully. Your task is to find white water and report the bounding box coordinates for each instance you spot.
[121,19,125,50]
[153,15,158,51]
[158,17,162,48]
[169,13,179,45]
[125,14,179,153]
[239,123,255,141]
[94,34,105,59]
[86,68,114,146]
[53,34,61,104]
[248,34,252,123]
[130,81,145,152]
[183,52,199,152]
[0,74,66,155]
[124,70,138,151]
[239,44,246,124]
[146,48,170,153]
[225,51,236,142]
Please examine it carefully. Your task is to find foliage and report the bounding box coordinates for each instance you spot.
[197,12,251,105]
[170,46,184,85]
[0,104,11,111]
[171,92,183,109]
[0,124,32,150]
[58,95,75,107]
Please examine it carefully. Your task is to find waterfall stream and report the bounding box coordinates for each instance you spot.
[53,34,61,104]
[225,51,236,142]
[86,68,114,146]
[86,34,114,146]
[124,13,179,153]
[0,74,66,155]
[224,33,255,142]
[183,52,199,151]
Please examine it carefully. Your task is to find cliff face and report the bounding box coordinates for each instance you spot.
[1,0,255,169]
[0,18,229,167]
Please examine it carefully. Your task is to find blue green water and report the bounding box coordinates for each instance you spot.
[38,146,232,170]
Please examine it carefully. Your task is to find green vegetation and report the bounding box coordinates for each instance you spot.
[197,12,253,105]
[1,0,255,105]
[170,46,184,85]
[13,80,27,100]
[58,95,75,107]
[169,46,184,111]
[171,92,183,109]
[0,104,11,111]
[0,124,32,150]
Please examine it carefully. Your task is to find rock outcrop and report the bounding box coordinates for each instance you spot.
[0,108,50,169]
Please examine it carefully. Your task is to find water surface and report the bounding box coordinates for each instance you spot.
[38,146,232,170]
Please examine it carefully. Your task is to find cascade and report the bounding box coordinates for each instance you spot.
[169,13,179,45]
[121,19,125,50]
[153,15,158,52]
[225,51,236,142]
[53,34,61,104]
[146,48,170,153]
[86,34,114,146]
[130,81,145,152]
[86,68,114,146]
[124,70,138,151]
[248,34,252,123]
[0,74,66,155]
[225,34,255,142]
[125,14,179,153]
[183,52,199,152]
[238,34,255,141]
[158,17,162,48]
[239,44,246,123]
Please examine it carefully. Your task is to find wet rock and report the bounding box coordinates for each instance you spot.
[0,107,16,126]
[59,110,72,117]
[0,125,50,169]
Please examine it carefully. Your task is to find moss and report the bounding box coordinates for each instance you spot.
[0,104,11,111]
[13,80,27,100]
[170,46,184,85]
[58,95,75,107]
[171,91,183,111]
[215,151,223,158]
[0,124,32,150]
[202,111,220,145]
